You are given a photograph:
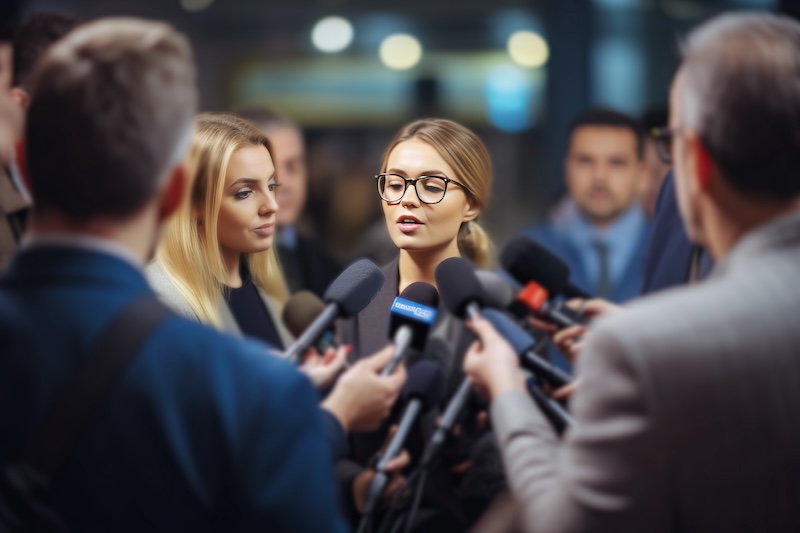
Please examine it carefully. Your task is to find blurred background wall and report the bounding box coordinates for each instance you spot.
[20,0,796,264]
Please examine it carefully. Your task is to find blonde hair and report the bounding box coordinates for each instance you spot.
[156,113,288,328]
[381,118,494,268]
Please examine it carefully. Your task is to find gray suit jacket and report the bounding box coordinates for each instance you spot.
[145,261,293,346]
[492,212,800,532]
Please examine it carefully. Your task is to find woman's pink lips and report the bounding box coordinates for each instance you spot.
[396,216,423,233]
[253,223,275,236]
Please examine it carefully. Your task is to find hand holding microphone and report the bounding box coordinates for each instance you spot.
[321,346,407,433]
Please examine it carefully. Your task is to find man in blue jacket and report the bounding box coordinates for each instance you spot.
[524,108,650,304]
[0,17,348,532]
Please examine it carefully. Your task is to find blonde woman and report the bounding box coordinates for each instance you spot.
[147,113,292,349]
[147,112,408,466]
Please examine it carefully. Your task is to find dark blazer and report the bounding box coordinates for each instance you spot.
[640,172,714,295]
[278,234,342,298]
[0,246,347,532]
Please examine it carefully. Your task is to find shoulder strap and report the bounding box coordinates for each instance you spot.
[18,296,172,480]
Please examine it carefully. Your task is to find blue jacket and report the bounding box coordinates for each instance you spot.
[0,246,348,532]
[524,203,651,304]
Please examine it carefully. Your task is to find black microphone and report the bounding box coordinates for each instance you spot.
[481,308,572,388]
[282,259,385,363]
[382,282,439,376]
[435,257,485,321]
[501,235,592,300]
[419,378,472,469]
[474,269,533,321]
[282,291,335,355]
[363,360,444,518]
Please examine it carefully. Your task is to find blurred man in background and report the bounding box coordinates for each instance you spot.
[523,108,650,303]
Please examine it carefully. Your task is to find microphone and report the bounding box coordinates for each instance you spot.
[363,360,444,518]
[282,291,335,355]
[282,259,385,363]
[481,308,572,388]
[419,379,472,469]
[501,235,592,299]
[435,257,485,320]
[382,282,439,376]
[474,270,536,321]
[516,281,585,329]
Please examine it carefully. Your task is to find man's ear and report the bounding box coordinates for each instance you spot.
[9,87,29,111]
[159,164,186,221]
[685,132,715,193]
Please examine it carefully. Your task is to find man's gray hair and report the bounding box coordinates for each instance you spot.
[679,13,800,197]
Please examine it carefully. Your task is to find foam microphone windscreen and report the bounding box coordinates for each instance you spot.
[500,236,571,295]
[402,360,445,410]
[435,257,484,319]
[282,291,326,338]
[323,258,386,317]
[481,308,536,355]
[389,281,439,351]
[474,270,516,310]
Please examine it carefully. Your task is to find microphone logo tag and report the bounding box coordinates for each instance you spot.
[391,297,437,324]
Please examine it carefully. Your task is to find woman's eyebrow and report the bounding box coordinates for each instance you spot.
[386,168,446,176]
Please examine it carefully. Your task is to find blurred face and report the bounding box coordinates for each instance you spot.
[382,139,479,258]
[565,125,645,227]
[669,70,705,246]
[268,125,307,228]
[216,144,279,260]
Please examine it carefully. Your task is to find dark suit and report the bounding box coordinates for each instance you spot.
[0,245,347,532]
[640,172,714,295]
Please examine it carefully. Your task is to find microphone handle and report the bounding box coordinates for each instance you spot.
[521,350,572,388]
[282,303,338,364]
[381,325,412,377]
[375,399,422,473]
[364,399,423,517]
[466,301,482,320]
[421,378,471,467]
[540,301,577,329]
[527,381,573,434]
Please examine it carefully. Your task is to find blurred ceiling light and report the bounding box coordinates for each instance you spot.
[379,34,422,70]
[180,0,213,12]
[507,31,549,68]
[311,16,354,53]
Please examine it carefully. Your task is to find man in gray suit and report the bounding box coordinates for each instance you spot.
[464,13,800,533]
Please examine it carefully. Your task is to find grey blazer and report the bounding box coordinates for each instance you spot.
[492,212,800,532]
[145,261,293,347]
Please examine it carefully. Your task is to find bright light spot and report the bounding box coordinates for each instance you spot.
[507,31,549,68]
[181,0,213,12]
[485,65,536,132]
[379,34,423,70]
[311,16,354,53]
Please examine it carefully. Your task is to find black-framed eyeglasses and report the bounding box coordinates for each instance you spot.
[374,173,471,205]
[651,127,676,165]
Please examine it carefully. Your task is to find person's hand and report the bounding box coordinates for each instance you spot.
[547,298,621,364]
[352,426,412,513]
[299,345,348,389]
[463,316,526,401]
[321,346,406,433]
[551,378,582,400]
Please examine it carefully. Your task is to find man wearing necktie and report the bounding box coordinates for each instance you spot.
[523,108,651,303]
